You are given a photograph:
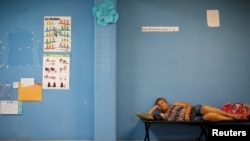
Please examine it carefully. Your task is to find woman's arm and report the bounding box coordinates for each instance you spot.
[173,101,193,121]
[147,105,158,115]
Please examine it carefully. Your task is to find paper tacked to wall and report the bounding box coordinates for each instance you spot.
[0,101,22,114]
[18,83,42,101]
[207,10,220,27]
[142,26,179,32]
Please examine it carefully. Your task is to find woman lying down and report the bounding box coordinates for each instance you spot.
[147,97,249,121]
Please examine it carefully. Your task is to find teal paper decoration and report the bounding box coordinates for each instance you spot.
[92,0,119,27]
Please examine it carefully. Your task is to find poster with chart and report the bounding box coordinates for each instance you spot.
[44,16,71,52]
[43,54,70,89]
[0,101,22,114]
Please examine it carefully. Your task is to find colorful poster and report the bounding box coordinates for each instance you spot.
[43,54,70,89]
[44,16,71,52]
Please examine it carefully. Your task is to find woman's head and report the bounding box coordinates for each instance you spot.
[155,97,169,113]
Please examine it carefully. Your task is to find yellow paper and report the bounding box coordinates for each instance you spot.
[18,83,42,101]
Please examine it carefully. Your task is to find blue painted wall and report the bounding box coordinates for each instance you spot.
[0,0,250,140]
[117,0,250,140]
[0,0,94,140]
[93,0,117,140]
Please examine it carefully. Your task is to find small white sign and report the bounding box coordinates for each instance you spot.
[20,78,35,87]
[0,101,22,114]
[13,82,19,88]
[142,26,179,32]
[207,10,220,27]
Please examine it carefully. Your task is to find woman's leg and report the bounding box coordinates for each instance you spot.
[203,112,235,121]
[200,105,240,119]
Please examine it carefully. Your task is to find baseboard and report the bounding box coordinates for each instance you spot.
[0,139,205,141]
[0,140,92,141]
[117,139,206,141]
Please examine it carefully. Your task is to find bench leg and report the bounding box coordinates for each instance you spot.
[198,125,208,141]
[144,122,151,141]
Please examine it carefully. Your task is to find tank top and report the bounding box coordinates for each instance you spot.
[163,105,186,121]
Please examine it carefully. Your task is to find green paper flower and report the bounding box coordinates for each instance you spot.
[92,0,119,27]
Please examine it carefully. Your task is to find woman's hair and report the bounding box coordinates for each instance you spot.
[155,97,168,105]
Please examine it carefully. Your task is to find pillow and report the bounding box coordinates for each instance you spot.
[135,112,154,120]
[153,114,164,120]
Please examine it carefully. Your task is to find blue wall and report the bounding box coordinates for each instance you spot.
[0,0,94,140]
[117,0,250,140]
[0,0,250,140]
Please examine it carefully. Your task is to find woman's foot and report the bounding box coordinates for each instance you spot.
[235,114,247,120]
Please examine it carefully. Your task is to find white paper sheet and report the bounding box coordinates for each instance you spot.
[20,78,35,87]
[207,10,220,27]
[0,101,22,114]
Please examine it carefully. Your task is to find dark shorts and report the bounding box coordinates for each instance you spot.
[190,105,203,121]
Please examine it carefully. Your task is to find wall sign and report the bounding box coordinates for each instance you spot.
[142,26,179,32]
[207,10,220,27]
[43,54,70,90]
[44,16,71,52]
